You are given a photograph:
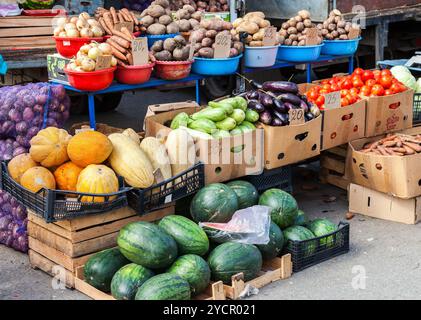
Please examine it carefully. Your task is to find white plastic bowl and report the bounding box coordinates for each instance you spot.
[244,45,280,68]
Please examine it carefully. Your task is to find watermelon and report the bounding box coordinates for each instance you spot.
[201,222,251,244]
[207,242,262,284]
[258,189,298,229]
[110,263,154,300]
[308,218,338,247]
[294,210,308,226]
[84,248,129,292]
[135,273,191,300]
[190,183,239,223]
[283,226,316,257]
[158,215,209,256]
[226,180,259,209]
[256,222,284,260]
[167,254,211,295]
[117,221,178,269]
[21,0,54,9]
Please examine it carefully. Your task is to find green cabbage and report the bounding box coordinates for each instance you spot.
[416,78,421,94]
[391,66,417,90]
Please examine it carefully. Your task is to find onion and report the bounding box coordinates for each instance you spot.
[111,56,117,67]
[79,44,92,55]
[56,17,68,27]
[81,57,96,72]
[91,26,103,37]
[66,28,80,38]
[98,43,112,55]
[54,26,64,36]
[88,47,101,60]
[87,19,100,27]
[64,22,77,32]
[80,27,93,38]
[76,19,88,31]
[70,16,78,24]
[59,31,67,37]
[79,12,90,20]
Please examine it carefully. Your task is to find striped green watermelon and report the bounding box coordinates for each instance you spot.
[294,210,308,226]
[190,183,239,223]
[207,242,262,284]
[84,248,129,292]
[21,0,54,9]
[167,254,211,295]
[117,221,178,269]
[226,180,259,209]
[307,218,338,247]
[110,263,154,300]
[135,273,191,300]
[283,225,316,257]
[257,222,284,260]
[158,215,209,256]
[258,189,298,229]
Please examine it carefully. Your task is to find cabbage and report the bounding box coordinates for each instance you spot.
[416,78,421,94]
[391,66,417,90]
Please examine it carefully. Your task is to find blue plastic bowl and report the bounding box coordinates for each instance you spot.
[321,37,361,55]
[146,34,179,49]
[192,55,242,76]
[277,44,323,62]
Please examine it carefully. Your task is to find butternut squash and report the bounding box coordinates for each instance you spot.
[140,137,172,182]
[122,128,141,145]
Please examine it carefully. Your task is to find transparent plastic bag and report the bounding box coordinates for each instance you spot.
[200,205,271,245]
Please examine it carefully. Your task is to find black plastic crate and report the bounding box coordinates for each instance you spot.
[128,162,205,215]
[413,93,421,124]
[245,165,292,193]
[0,162,129,223]
[285,222,350,272]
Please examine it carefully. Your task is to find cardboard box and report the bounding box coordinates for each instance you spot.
[47,54,71,84]
[143,101,199,130]
[365,89,414,137]
[145,106,264,184]
[321,99,366,150]
[348,183,421,224]
[349,126,421,199]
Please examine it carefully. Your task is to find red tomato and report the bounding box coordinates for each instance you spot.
[396,83,407,93]
[384,89,394,96]
[360,85,371,96]
[353,68,364,76]
[330,83,340,92]
[321,80,330,85]
[380,69,392,77]
[321,84,332,92]
[346,94,356,105]
[361,70,374,82]
[319,89,330,95]
[341,97,350,106]
[352,78,364,88]
[340,89,349,97]
[371,84,385,96]
[365,79,377,87]
[307,90,319,101]
[316,95,325,107]
[349,87,359,95]
[341,79,353,90]
[379,75,393,89]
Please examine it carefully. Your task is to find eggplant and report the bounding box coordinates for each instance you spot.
[259,110,272,125]
[262,81,299,94]
[272,99,287,113]
[305,112,315,122]
[259,93,274,107]
[237,91,248,98]
[271,117,284,126]
[273,110,289,125]
[299,100,309,113]
[250,80,263,90]
[246,90,260,100]
[248,99,265,113]
[277,93,302,106]
[284,102,294,112]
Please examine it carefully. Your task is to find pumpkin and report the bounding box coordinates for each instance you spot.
[140,137,172,182]
[122,128,141,145]
[29,127,72,167]
[20,166,56,193]
[54,162,83,191]
[7,153,38,182]
[67,131,113,167]
[165,129,196,176]
[76,164,119,202]
[108,133,154,188]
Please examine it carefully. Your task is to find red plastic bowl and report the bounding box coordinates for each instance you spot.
[54,37,104,58]
[64,67,116,91]
[154,60,193,80]
[115,62,155,84]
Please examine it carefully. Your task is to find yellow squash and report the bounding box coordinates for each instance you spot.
[140,137,172,182]
[165,129,196,176]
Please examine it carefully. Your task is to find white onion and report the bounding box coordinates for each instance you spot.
[64,23,77,32]
[79,12,90,20]
[53,26,64,36]
[79,44,92,55]
[76,19,88,31]
[111,56,117,67]
[91,26,103,37]
[66,29,80,38]
[87,19,100,26]
[70,16,78,24]
[81,57,96,72]
[80,28,93,38]
[58,31,67,37]
[88,47,101,60]
[56,17,68,27]
[98,43,112,55]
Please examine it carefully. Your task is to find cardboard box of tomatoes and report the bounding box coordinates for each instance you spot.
[311,68,414,138]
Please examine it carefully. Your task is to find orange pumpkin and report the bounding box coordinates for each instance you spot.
[7,153,38,182]
[67,131,113,168]
[54,162,83,191]
[29,127,72,167]
[76,164,119,202]
[20,166,56,193]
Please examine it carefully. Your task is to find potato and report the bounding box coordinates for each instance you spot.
[237,21,259,34]
[249,41,263,47]
[317,23,323,30]
[158,15,172,25]
[246,34,253,43]
[148,5,165,18]
[278,35,285,45]
[244,11,265,20]
[233,41,244,53]
[154,0,169,7]
[189,19,200,29]
[147,23,167,35]
[292,40,298,46]
[289,34,298,41]
[201,37,213,47]
[177,9,190,20]
[298,35,306,41]
[337,28,346,35]
[328,23,336,31]
[281,22,289,30]
[174,35,186,45]
[163,38,177,51]
[298,10,310,19]
[222,21,233,31]
[287,27,297,35]
[279,29,287,37]
[288,18,297,27]
[233,18,243,28]
[190,29,205,42]
[154,50,172,61]
[178,19,191,32]
[321,29,329,36]
[166,22,180,34]
[252,31,264,41]
[284,38,292,46]
[200,19,212,29]
[198,47,214,58]
[194,42,202,51]
[296,22,304,32]
[210,19,224,31]
[229,48,239,57]
[330,9,342,16]
[339,34,349,40]
[322,21,329,29]
[325,33,334,40]
[191,11,202,22]
[259,19,270,29]
[183,4,195,14]
[151,40,164,52]
[140,15,154,28]
[345,22,352,32]
[298,40,305,46]
[334,16,341,24]
[304,19,313,28]
[337,20,346,29]
[331,30,339,38]
[173,47,185,60]
[205,29,218,38]
[327,16,335,24]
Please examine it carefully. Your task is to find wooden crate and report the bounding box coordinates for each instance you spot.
[320,144,351,190]
[0,16,54,49]
[28,206,174,288]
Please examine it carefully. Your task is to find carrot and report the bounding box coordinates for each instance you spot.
[110,7,119,24]
[126,52,133,65]
[389,147,406,154]
[129,10,139,25]
[402,145,416,155]
[110,46,127,61]
[149,53,156,63]
[112,29,133,42]
[111,35,130,48]
[107,38,127,54]
[383,140,397,148]
[103,12,115,33]
[403,141,421,153]
[120,9,133,22]
[377,146,389,156]
[99,18,112,35]
[379,134,397,144]
[117,12,125,23]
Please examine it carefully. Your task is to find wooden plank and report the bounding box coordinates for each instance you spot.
[0,26,52,38]
[324,146,348,158]
[29,250,74,288]
[74,267,115,300]
[0,36,54,48]
[321,155,346,174]
[0,17,53,28]
[325,174,350,190]
[28,214,72,241]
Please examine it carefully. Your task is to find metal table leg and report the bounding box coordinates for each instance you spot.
[88,93,96,129]
[348,56,355,74]
[195,80,200,104]
[306,63,312,83]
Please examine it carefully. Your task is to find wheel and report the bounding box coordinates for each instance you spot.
[69,92,123,115]
[203,76,236,101]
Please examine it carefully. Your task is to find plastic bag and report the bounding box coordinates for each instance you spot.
[200,205,271,245]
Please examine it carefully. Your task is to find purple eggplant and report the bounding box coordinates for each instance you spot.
[284,102,294,112]
[305,112,315,121]
[259,110,273,125]
[271,117,284,126]
[273,110,289,125]
[250,80,263,90]
[272,99,287,113]
[259,93,274,107]
[262,81,299,94]
[299,100,309,113]
[277,93,302,106]
[246,90,260,100]
[248,100,265,113]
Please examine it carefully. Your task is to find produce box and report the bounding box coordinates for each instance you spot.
[365,89,414,137]
[47,54,71,84]
[320,145,351,190]
[348,184,421,225]
[143,101,199,130]
[349,126,421,199]
[145,106,264,184]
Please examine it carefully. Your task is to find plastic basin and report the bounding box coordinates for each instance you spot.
[245,45,279,68]
[154,60,193,80]
[115,62,155,84]
[65,67,116,91]
[54,37,104,58]
[276,44,323,62]
[321,37,362,55]
[192,55,242,76]
[146,34,179,49]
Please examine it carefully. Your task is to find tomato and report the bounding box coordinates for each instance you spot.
[346,94,356,105]
[319,89,330,95]
[384,89,394,96]
[365,79,377,87]
[396,83,407,93]
[349,87,359,95]
[379,75,393,89]
[371,84,385,96]
[321,80,330,85]
[321,84,332,92]
[352,78,364,88]
[330,83,340,92]
[340,89,349,97]
[340,79,353,90]
[307,90,319,101]
[360,85,371,96]
[341,97,350,106]
[315,95,325,107]
[380,69,392,77]
[361,70,374,82]
[353,68,364,76]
